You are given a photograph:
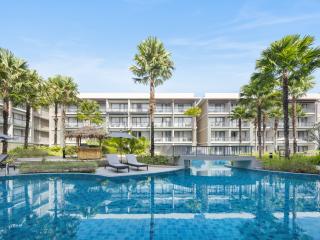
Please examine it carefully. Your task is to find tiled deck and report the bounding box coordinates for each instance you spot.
[0,165,183,177]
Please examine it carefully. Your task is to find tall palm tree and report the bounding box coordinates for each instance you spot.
[289,76,315,154]
[0,48,28,153]
[257,35,320,158]
[47,75,78,147]
[130,37,174,156]
[14,70,45,148]
[230,105,249,145]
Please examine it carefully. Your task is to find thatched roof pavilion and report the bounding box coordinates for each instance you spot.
[65,126,106,146]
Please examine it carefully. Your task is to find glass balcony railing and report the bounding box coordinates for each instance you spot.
[174,122,192,128]
[156,107,172,113]
[173,137,192,142]
[108,108,128,113]
[211,137,250,142]
[155,122,172,127]
[109,123,128,128]
[131,108,149,113]
[155,137,172,142]
[208,107,226,113]
[13,119,26,127]
[131,123,149,128]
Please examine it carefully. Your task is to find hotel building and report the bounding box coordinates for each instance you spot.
[0,100,50,149]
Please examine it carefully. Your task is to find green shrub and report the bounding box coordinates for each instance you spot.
[137,155,171,165]
[261,154,319,174]
[9,146,48,158]
[64,146,78,156]
[19,161,98,173]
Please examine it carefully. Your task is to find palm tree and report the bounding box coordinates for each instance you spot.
[14,70,45,148]
[184,106,202,146]
[289,76,315,154]
[240,72,276,158]
[130,37,174,156]
[47,75,78,147]
[268,106,282,152]
[0,48,28,153]
[230,105,249,145]
[257,35,320,158]
[76,100,103,126]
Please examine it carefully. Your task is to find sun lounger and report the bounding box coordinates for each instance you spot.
[105,154,129,172]
[125,154,148,170]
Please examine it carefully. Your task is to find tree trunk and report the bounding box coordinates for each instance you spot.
[24,104,31,149]
[274,118,279,152]
[192,116,197,146]
[61,105,66,158]
[2,97,9,154]
[238,118,242,145]
[54,103,58,145]
[282,71,290,158]
[262,113,266,153]
[254,119,257,151]
[257,106,262,159]
[291,97,297,154]
[149,80,155,157]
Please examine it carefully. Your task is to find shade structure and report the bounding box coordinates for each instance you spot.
[0,134,13,142]
[65,126,106,146]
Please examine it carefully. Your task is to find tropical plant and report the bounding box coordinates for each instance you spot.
[229,105,250,145]
[76,99,103,126]
[257,35,320,158]
[289,75,315,154]
[47,75,79,147]
[0,48,28,153]
[13,69,45,148]
[184,106,202,146]
[240,72,277,158]
[308,122,320,151]
[102,136,149,155]
[130,36,174,156]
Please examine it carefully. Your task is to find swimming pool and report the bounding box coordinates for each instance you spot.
[0,165,319,240]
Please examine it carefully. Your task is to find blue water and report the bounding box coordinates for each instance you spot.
[0,163,320,240]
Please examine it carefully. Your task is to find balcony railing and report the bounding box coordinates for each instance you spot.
[131,123,149,128]
[208,107,227,113]
[108,108,128,113]
[109,123,128,128]
[131,108,149,113]
[211,137,250,142]
[156,107,172,113]
[13,119,26,127]
[174,107,190,113]
[155,122,172,127]
[173,137,192,142]
[172,145,254,156]
[174,122,192,128]
[155,137,172,142]
[210,122,227,127]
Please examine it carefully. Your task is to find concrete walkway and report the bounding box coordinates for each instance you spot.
[0,165,183,178]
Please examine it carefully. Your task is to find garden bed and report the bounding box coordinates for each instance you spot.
[19,161,98,173]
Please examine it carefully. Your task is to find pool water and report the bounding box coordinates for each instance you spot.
[0,164,320,240]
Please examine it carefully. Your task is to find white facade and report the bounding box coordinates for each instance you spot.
[197,93,320,152]
[0,100,50,149]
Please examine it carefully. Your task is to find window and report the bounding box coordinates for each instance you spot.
[174,117,192,127]
[210,117,225,127]
[132,117,149,127]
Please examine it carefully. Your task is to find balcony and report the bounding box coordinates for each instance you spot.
[173,137,192,142]
[155,122,172,128]
[108,108,128,113]
[109,123,128,128]
[211,137,250,142]
[65,122,82,128]
[174,122,192,128]
[155,137,172,142]
[131,123,149,128]
[174,107,190,113]
[210,122,228,127]
[156,107,172,113]
[13,119,26,127]
[208,107,227,113]
[131,108,148,113]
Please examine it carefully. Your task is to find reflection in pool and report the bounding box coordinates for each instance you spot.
[190,160,231,176]
[0,168,320,239]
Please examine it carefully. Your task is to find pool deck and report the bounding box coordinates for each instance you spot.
[0,165,183,178]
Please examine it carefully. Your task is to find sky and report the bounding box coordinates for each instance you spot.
[1,0,320,96]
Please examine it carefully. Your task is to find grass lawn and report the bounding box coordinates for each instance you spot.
[19,161,98,173]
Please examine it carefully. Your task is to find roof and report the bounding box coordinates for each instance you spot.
[65,126,106,140]
[79,92,197,100]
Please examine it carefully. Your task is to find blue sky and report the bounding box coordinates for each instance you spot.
[1,0,320,95]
